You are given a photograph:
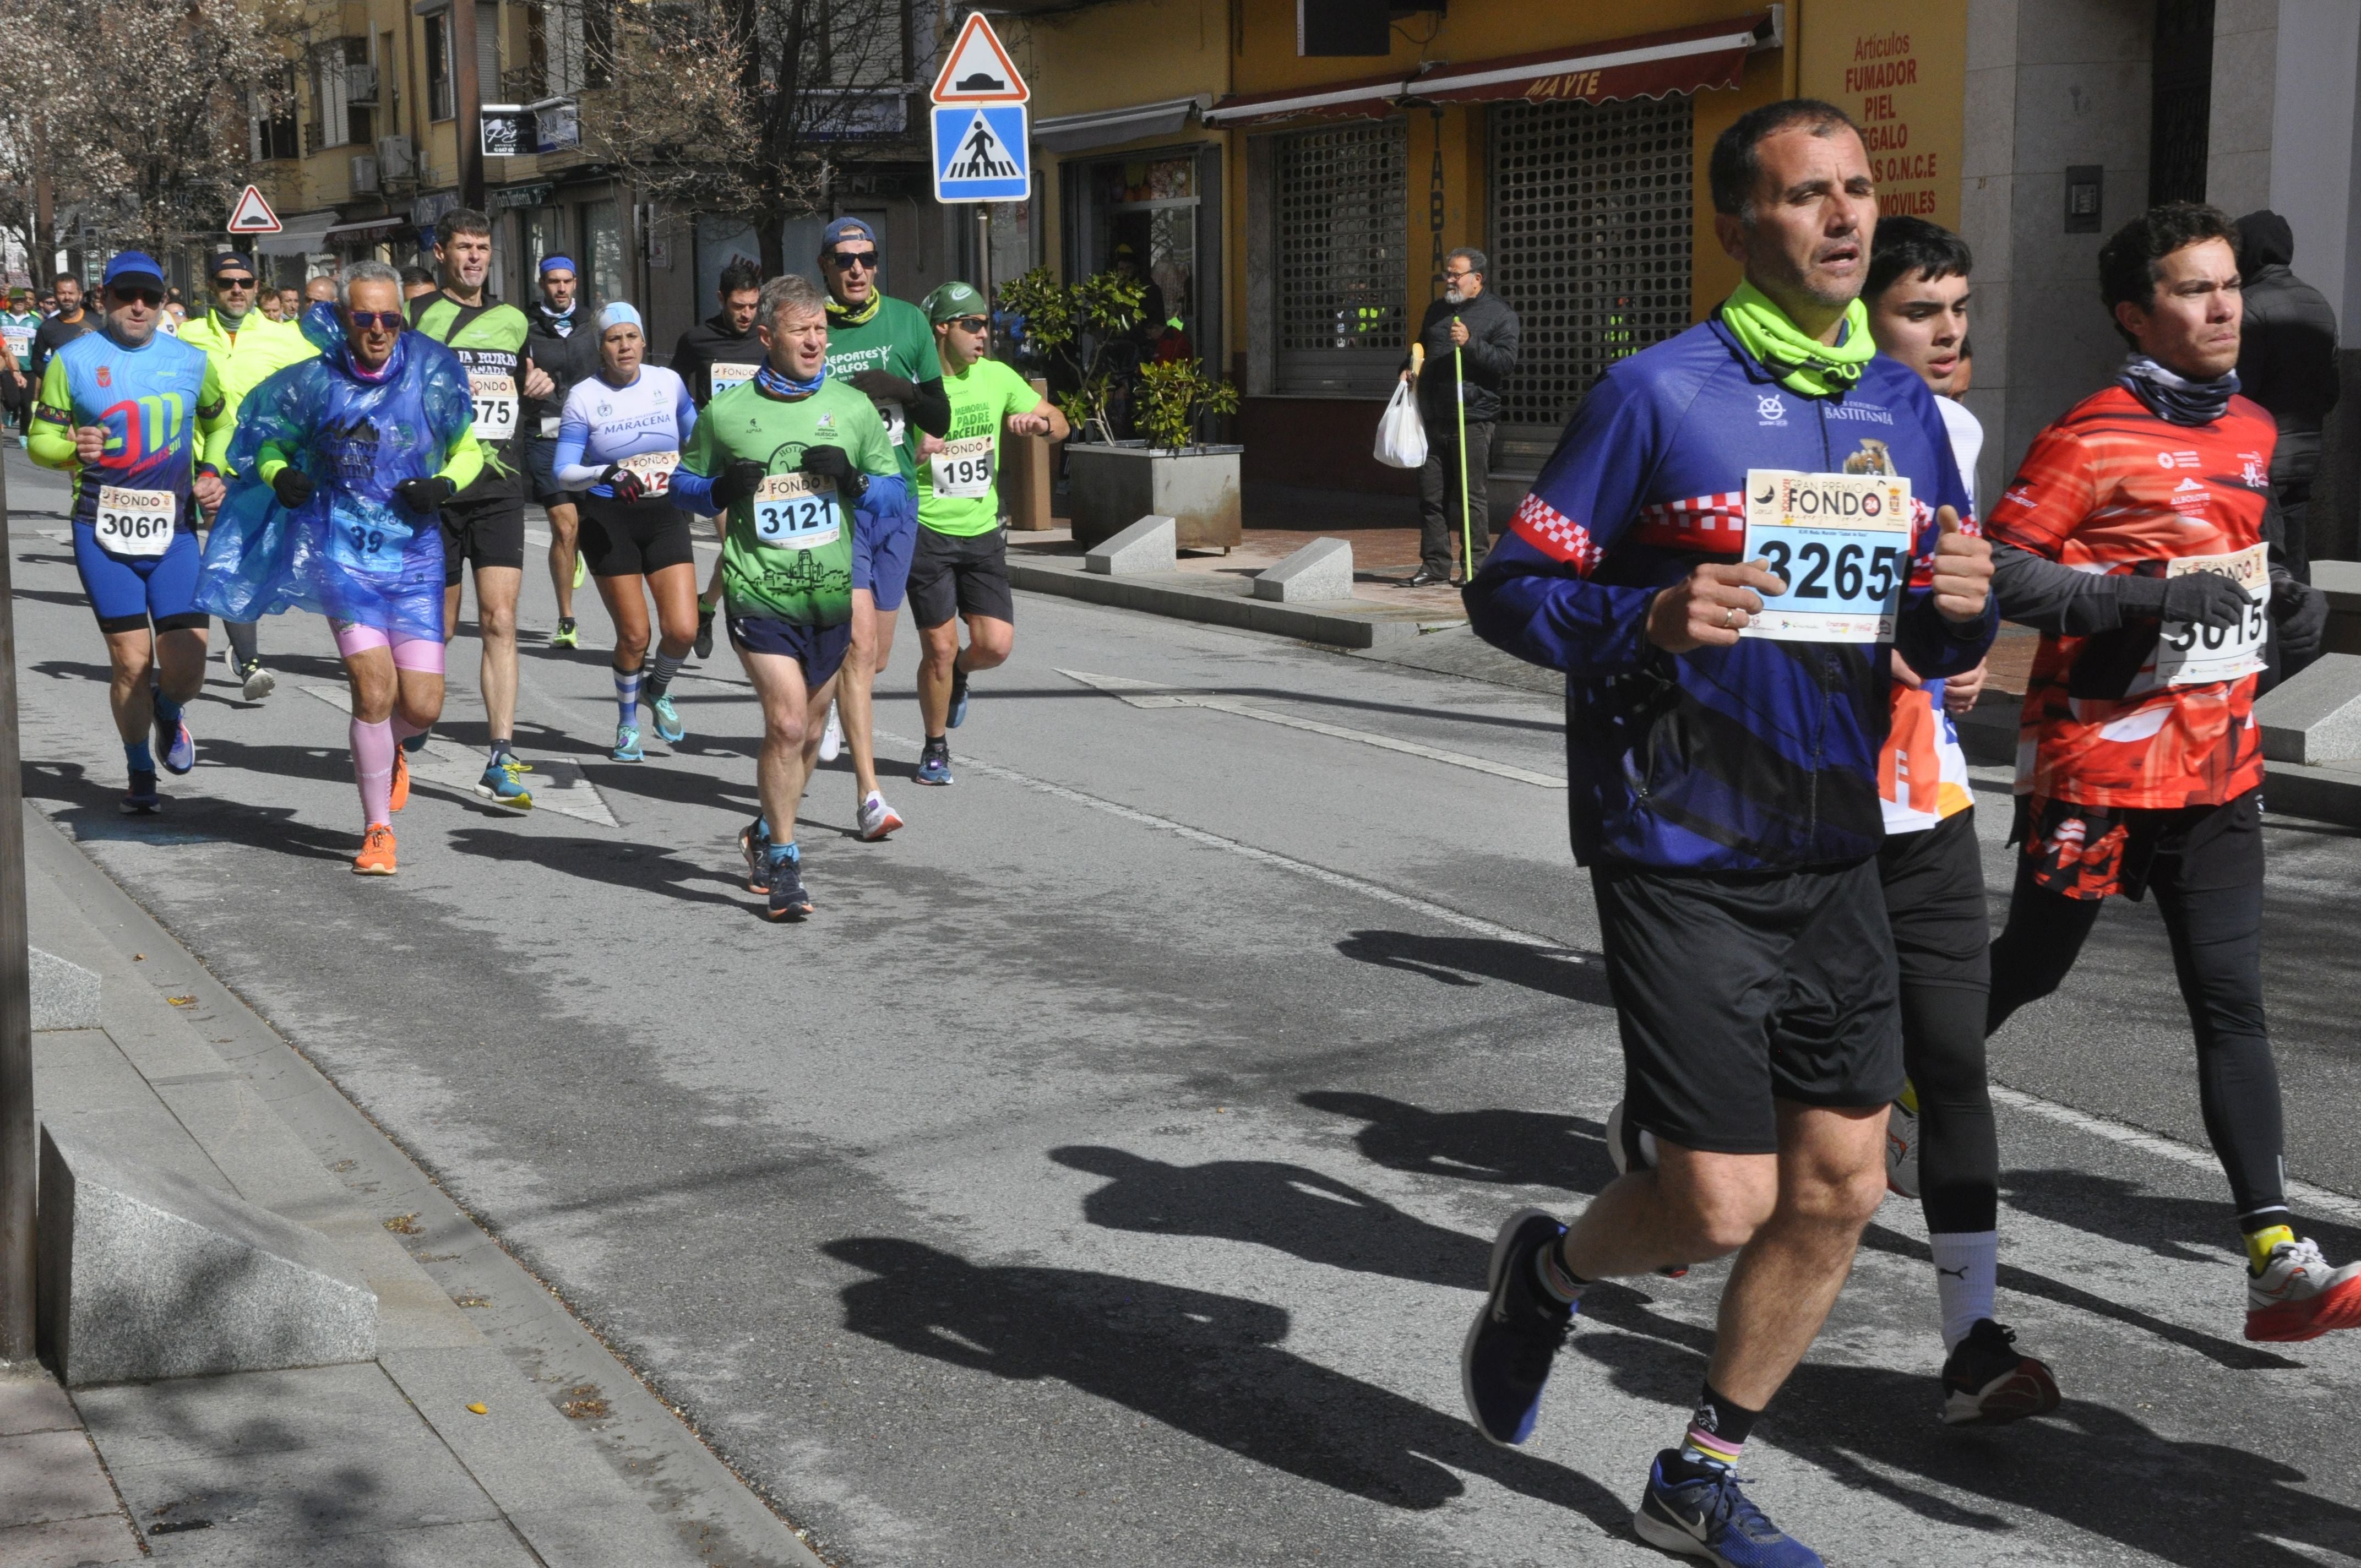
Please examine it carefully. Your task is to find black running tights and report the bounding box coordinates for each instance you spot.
[1987,854,2286,1222]
[1905,980,1999,1234]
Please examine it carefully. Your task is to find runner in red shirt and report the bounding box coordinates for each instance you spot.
[1983,203,2349,1342]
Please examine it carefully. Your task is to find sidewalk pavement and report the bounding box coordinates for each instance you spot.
[6,803,823,1567]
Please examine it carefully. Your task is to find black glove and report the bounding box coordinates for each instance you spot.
[709,459,768,509]
[269,466,314,508]
[394,475,457,515]
[848,369,920,406]
[2275,576,2330,665]
[2155,570,2255,631]
[799,443,867,499]
[599,464,646,504]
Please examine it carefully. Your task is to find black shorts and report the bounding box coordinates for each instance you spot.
[440,496,526,585]
[1594,857,1903,1156]
[728,614,851,688]
[578,496,695,578]
[907,525,1013,630]
[1876,808,1991,992]
[523,433,578,508]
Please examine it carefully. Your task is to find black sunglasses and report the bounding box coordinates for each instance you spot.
[110,287,165,308]
[347,310,404,330]
[212,275,257,290]
[947,315,990,333]
[823,249,879,270]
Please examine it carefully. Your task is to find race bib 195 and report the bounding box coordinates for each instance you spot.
[2158,543,2269,686]
[469,372,518,440]
[929,435,994,499]
[93,485,176,558]
[751,471,839,550]
[1739,470,1912,644]
[618,450,678,498]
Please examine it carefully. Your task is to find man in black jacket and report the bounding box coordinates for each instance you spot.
[670,259,766,658]
[2234,210,2341,582]
[1401,248,1519,585]
[523,254,602,646]
[29,274,97,385]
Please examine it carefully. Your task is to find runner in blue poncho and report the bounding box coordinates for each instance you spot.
[195,261,482,875]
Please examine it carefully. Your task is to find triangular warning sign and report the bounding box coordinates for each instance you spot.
[931,14,1027,104]
[226,184,281,234]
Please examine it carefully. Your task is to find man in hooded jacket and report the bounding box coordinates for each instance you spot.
[2233,210,2340,590]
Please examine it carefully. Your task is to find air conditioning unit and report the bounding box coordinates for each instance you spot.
[350,155,379,193]
[377,135,416,181]
[346,62,378,105]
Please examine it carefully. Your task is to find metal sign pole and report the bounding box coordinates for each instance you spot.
[0,447,36,1360]
[976,206,992,314]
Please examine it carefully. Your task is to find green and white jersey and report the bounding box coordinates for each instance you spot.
[916,356,1040,538]
[0,311,37,371]
[823,295,939,486]
[407,292,532,502]
[684,375,894,628]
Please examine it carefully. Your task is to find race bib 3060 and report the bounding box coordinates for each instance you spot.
[93,485,176,558]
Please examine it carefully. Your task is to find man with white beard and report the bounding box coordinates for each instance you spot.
[1400,247,1520,586]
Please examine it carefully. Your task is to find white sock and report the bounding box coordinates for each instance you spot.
[1931,1230,1998,1353]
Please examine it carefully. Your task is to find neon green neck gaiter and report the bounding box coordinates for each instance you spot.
[1718,280,1875,397]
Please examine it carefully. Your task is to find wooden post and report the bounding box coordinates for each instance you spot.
[1003,375,1059,531]
[0,444,36,1360]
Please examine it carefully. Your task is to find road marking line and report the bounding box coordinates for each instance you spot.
[1058,668,1566,789]
[297,683,618,827]
[1989,1085,2361,1222]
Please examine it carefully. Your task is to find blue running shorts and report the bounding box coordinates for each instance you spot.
[851,503,919,613]
[74,524,206,634]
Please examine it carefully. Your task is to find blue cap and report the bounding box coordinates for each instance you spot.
[102,252,166,293]
[538,254,576,276]
[822,216,877,249]
[599,301,643,334]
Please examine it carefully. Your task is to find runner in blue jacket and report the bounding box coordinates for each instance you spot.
[1455,100,1995,1568]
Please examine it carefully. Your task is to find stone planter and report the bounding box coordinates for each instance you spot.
[1066,441,1243,551]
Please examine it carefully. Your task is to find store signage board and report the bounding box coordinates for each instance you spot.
[226,185,281,234]
[931,104,1029,202]
[930,13,1027,103]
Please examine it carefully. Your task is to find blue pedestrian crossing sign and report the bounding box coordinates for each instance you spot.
[932,104,1030,203]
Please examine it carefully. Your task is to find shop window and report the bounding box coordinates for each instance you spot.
[1092,155,1198,371]
[1273,119,1407,396]
[583,199,626,307]
[1487,94,1693,436]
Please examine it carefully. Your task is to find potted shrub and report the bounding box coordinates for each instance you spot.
[997,267,1245,552]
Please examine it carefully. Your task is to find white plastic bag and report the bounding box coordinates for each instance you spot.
[1373,379,1428,469]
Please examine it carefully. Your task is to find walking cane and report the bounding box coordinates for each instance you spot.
[1454,322,1473,582]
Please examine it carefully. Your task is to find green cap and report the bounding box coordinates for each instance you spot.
[923,281,987,323]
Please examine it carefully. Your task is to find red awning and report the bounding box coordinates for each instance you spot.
[1202,12,1775,127]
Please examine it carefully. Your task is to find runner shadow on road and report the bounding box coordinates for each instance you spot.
[1049,1146,1488,1287]
[1576,1287,2360,1565]
[822,1235,1632,1530]
[23,759,354,863]
[1999,1167,2361,1270]
[442,829,745,908]
[1334,930,1614,1009]
[1300,1091,1618,1196]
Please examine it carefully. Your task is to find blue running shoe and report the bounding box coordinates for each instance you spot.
[401,729,431,755]
[155,710,195,775]
[121,770,160,814]
[915,744,953,786]
[1460,1208,1575,1447]
[612,723,644,762]
[738,818,771,893]
[650,693,686,743]
[765,847,813,922]
[1634,1452,1825,1567]
[947,668,970,729]
[476,754,535,810]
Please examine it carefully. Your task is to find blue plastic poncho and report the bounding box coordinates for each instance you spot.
[195,331,475,640]
[300,299,342,352]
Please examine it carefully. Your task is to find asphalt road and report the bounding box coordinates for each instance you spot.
[9,445,2361,1567]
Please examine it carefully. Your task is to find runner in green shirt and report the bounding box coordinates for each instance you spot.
[813,216,951,841]
[907,281,1068,786]
[674,273,902,922]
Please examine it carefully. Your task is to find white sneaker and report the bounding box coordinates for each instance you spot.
[818,701,844,763]
[2246,1236,2361,1342]
[238,659,275,702]
[857,791,903,842]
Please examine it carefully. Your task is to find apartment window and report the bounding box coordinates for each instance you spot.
[310,39,374,151]
[426,12,454,121]
[1272,119,1408,395]
[251,67,299,161]
[531,0,610,97]
[582,199,625,306]
[1488,93,1694,435]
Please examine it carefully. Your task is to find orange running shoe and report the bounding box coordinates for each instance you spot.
[353,824,398,876]
[389,747,410,814]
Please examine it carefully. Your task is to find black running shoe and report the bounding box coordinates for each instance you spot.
[1460,1208,1575,1447]
[1940,1319,2060,1426]
[694,606,716,660]
[738,818,771,893]
[121,769,160,814]
[766,852,813,922]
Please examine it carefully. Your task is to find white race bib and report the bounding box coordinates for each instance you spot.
[929,435,995,499]
[2158,543,2269,685]
[876,399,907,448]
[617,449,678,497]
[538,414,561,438]
[93,485,176,558]
[751,472,839,550]
[1739,470,1913,644]
[710,362,760,396]
[469,372,518,440]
